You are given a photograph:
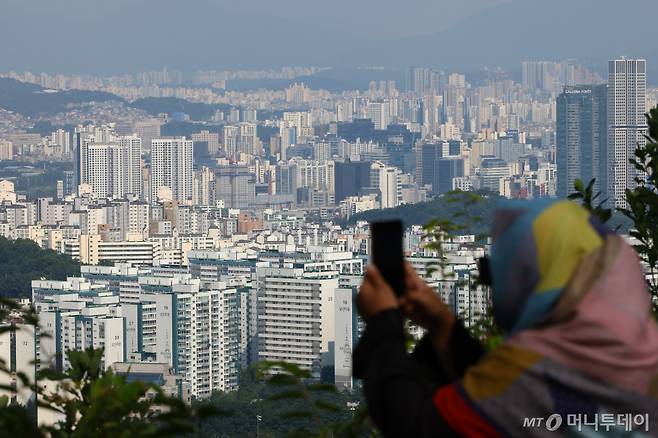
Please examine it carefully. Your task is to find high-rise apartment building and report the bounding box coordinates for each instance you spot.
[223,125,238,156]
[556,85,607,198]
[215,164,256,209]
[238,123,259,155]
[77,135,142,199]
[282,112,312,142]
[151,137,193,203]
[367,102,390,130]
[608,58,647,208]
[50,129,71,154]
[255,262,339,378]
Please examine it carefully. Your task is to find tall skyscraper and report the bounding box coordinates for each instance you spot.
[435,157,465,195]
[415,142,445,189]
[334,161,372,203]
[151,137,193,203]
[608,58,647,208]
[556,85,608,198]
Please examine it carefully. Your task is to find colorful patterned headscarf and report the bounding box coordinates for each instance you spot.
[433,199,658,437]
[490,199,607,332]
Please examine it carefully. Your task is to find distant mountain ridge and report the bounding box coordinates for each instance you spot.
[343,0,658,75]
[0,78,123,117]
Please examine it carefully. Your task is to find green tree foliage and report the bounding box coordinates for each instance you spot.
[343,190,501,235]
[199,363,374,438]
[0,237,80,298]
[568,178,612,224]
[619,106,658,315]
[0,345,225,438]
[421,191,503,349]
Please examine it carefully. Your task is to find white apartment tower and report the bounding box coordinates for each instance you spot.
[223,125,239,156]
[608,58,647,208]
[256,264,339,378]
[367,102,390,130]
[78,135,142,199]
[151,137,193,203]
[370,161,401,209]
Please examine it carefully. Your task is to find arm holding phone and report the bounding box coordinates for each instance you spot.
[353,264,484,437]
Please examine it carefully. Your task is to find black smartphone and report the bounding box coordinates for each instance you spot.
[370,220,405,297]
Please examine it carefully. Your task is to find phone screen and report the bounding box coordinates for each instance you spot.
[371,220,405,297]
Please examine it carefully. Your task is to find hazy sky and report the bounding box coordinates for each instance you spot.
[4,0,506,41]
[2,0,657,75]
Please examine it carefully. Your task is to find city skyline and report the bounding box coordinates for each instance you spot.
[0,30,656,432]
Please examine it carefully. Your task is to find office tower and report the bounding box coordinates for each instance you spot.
[608,58,647,208]
[367,102,390,130]
[334,161,372,203]
[478,157,511,193]
[215,164,256,209]
[77,135,142,199]
[415,142,445,188]
[556,85,608,198]
[370,161,400,208]
[151,137,193,203]
[435,157,465,195]
[191,130,220,155]
[223,125,238,156]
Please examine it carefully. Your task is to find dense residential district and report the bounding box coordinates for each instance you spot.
[0,59,651,424]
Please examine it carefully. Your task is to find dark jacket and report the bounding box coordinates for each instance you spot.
[353,309,484,437]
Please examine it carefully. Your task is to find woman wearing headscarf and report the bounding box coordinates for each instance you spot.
[353,199,658,437]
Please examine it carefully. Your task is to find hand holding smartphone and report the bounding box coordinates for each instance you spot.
[370,220,405,297]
